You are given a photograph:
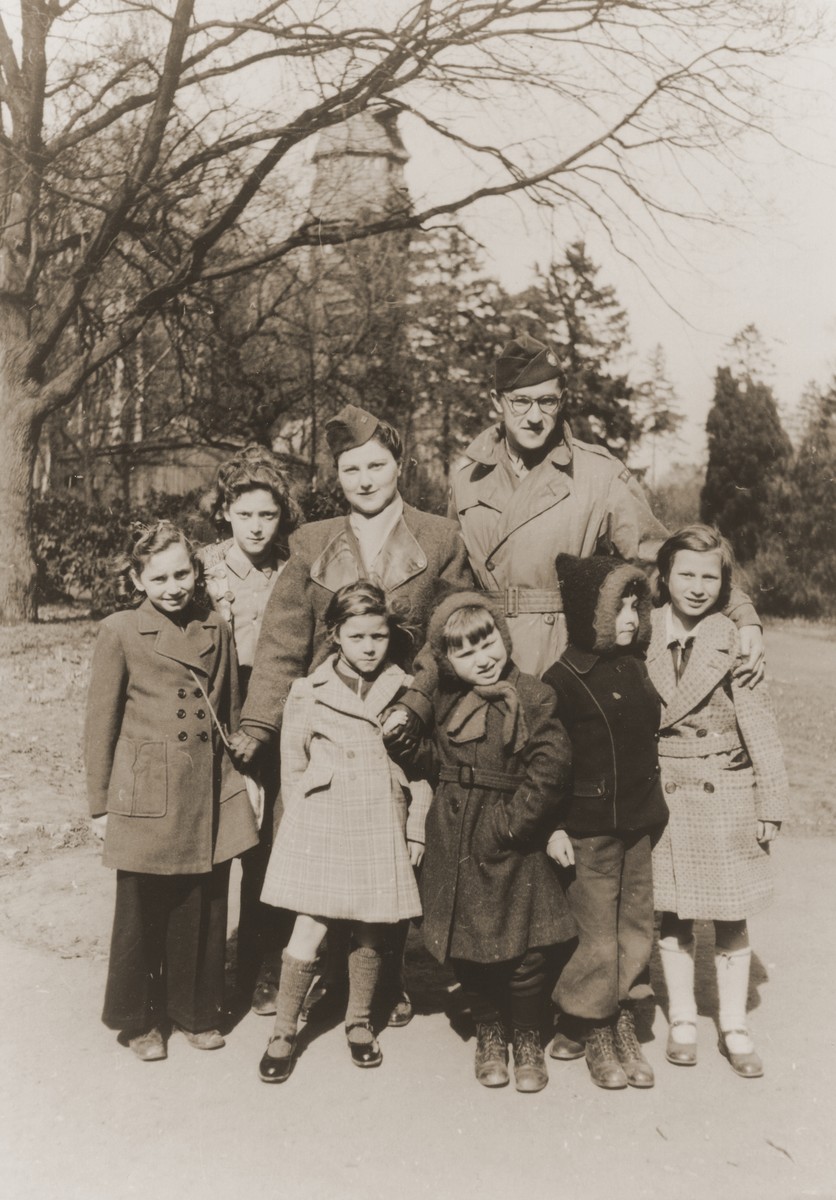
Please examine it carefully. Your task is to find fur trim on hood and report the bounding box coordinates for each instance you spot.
[556,554,651,654]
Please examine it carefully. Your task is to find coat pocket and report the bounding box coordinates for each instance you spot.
[300,765,333,798]
[108,741,167,817]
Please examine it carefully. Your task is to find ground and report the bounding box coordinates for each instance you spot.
[0,616,834,1200]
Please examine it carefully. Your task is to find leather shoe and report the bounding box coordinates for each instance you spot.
[719,1029,763,1078]
[127,1027,166,1061]
[251,980,278,1016]
[386,989,414,1028]
[474,1021,510,1088]
[614,1007,654,1088]
[259,1034,295,1083]
[550,1030,585,1061]
[585,1023,628,1089]
[175,1025,225,1050]
[513,1028,548,1093]
[665,1020,698,1066]
[300,979,347,1025]
[346,1022,382,1068]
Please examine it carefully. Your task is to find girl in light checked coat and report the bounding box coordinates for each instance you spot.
[648,525,788,1079]
[256,581,431,1084]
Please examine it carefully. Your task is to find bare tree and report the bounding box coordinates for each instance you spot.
[0,0,819,620]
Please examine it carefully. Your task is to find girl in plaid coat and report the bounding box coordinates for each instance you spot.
[257,581,431,1083]
[648,525,788,1079]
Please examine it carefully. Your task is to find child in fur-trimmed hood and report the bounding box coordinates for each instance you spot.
[391,589,575,1094]
[542,554,668,1092]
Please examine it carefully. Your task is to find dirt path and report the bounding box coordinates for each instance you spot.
[1,836,834,1200]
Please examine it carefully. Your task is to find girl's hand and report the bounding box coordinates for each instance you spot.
[547,830,574,868]
[408,840,424,868]
[733,626,765,688]
[228,730,262,765]
[91,814,108,840]
[757,820,781,845]
[381,707,408,736]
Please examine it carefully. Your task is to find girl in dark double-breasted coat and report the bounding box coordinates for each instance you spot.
[648,524,788,1079]
[393,591,575,1094]
[85,522,258,1062]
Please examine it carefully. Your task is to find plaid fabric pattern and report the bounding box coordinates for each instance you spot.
[261,657,425,922]
[647,608,788,920]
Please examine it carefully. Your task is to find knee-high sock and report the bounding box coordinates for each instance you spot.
[659,936,697,1025]
[715,947,752,1032]
[270,951,317,1042]
[345,946,383,1040]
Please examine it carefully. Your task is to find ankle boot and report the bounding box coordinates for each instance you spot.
[512,1028,548,1093]
[258,952,317,1083]
[474,1021,509,1088]
[659,936,698,1065]
[614,1006,654,1088]
[585,1021,628,1089]
[716,948,763,1078]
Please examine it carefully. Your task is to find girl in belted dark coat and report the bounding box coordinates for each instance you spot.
[85,523,258,1062]
[542,554,668,1092]
[396,591,574,1093]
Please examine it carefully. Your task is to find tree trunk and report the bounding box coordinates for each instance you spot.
[0,392,42,625]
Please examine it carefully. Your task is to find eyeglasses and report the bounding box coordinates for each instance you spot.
[502,392,565,417]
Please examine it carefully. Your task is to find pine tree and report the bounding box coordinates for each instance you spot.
[701,365,792,564]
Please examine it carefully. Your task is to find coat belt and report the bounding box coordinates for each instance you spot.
[438,764,518,793]
[487,586,563,617]
[657,731,746,759]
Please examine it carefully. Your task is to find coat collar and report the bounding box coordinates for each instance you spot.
[136,597,219,675]
[560,644,600,676]
[308,655,408,726]
[436,663,522,724]
[648,607,735,728]
[309,505,427,593]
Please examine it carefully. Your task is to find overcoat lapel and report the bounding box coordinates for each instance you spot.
[650,610,735,729]
[487,461,571,561]
[309,513,428,594]
[309,524,361,592]
[309,658,407,727]
[137,599,218,675]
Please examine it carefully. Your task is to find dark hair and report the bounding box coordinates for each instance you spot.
[115,520,200,603]
[441,604,497,653]
[324,579,413,658]
[203,444,300,544]
[333,420,403,466]
[656,523,735,612]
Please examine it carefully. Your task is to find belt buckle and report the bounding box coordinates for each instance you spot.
[458,764,475,789]
[505,585,519,618]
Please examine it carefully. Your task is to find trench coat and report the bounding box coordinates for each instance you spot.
[417,667,576,964]
[241,501,474,737]
[646,608,788,920]
[84,598,258,875]
[448,424,757,677]
[542,648,667,835]
[261,657,431,922]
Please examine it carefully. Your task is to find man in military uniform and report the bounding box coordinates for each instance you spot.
[447,333,763,678]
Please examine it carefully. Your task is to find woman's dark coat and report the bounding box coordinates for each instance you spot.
[240,503,473,737]
[418,667,575,964]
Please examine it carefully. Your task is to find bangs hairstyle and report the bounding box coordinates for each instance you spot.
[324,579,414,654]
[115,520,201,605]
[656,523,735,611]
[335,419,403,465]
[203,444,300,537]
[441,605,497,653]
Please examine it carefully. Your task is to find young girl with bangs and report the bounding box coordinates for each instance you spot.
[85,522,257,1061]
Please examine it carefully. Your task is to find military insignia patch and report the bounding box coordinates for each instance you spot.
[618,467,631,484]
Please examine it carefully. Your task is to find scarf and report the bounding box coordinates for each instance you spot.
[446,682,529,754]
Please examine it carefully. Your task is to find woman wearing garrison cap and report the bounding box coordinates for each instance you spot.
[446,333,764,682]
[230,404,473,1023]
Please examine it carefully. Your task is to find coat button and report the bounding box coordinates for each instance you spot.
[704,781,715,793]
[347,750,355,759]
[696,728,708,738]
[665,782,676,794]
[196,709,206,719]
[178,688,187,699]
[178,731,188,742]
[193,688,202,698]
[198,731,209,742]
[544,613,555,625]
[177,709,186,719]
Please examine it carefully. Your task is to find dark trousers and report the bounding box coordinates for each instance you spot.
[452,948,548,1031]
[555,831,655,1021]
[102,863,230,1034]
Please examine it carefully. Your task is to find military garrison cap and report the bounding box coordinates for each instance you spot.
[325,404,380,457]
[495,333,565,393]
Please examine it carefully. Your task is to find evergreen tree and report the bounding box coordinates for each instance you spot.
[701,365,792,564]
[632,345,684,487]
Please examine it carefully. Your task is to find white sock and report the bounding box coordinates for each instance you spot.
[716,947,753,1051]
[659,936,697,1040]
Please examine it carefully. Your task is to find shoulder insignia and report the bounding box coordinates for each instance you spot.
[618,466,631,484]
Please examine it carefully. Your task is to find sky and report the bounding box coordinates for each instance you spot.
[399,10,836,476]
